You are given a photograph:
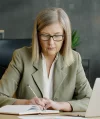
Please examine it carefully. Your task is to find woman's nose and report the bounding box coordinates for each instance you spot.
[48,37,55,45]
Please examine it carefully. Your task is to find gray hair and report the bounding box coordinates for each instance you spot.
[32,8,74,66]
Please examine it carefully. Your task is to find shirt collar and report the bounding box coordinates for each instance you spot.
[41,53,58,62]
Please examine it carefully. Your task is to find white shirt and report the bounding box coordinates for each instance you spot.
[42,54,58,99]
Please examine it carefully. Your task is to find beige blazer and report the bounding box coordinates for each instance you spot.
[0,47,92,111]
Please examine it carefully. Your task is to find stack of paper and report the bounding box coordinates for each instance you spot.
[18,115,86,119]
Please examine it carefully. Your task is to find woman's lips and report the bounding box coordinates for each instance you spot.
[48,47,56,50]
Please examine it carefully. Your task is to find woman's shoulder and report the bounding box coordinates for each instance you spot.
[72,50,81,59]
[71,50,82,65]
[14,46,32,55]
[12,46,32,60]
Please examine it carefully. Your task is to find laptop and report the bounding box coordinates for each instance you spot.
[63,78,100,117]
[85,78,100,117]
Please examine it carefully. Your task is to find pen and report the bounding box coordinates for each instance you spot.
[27,84,38,98]
[27,84,46,110]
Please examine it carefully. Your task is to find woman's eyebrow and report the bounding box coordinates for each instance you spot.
[54,32,63,34]
[40,32,63,35]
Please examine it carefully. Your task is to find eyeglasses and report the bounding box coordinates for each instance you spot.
[39,34,64,41]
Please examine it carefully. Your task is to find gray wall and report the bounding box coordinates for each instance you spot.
[0,0,100,87]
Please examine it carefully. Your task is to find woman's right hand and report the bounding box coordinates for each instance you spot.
[14,97,46,110]
[26,97,46,110]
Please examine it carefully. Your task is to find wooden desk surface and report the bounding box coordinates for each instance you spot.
[0,114,18,119]
[0,112,100,119]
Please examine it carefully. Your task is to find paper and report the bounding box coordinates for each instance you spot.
[0,105,59,115]
[18,115,86,119]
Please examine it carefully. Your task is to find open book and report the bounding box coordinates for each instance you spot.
[0,105,59,115]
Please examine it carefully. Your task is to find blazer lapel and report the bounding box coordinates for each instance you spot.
[53,54,68,99]
[31,54,69,99]
[31,57,44,97]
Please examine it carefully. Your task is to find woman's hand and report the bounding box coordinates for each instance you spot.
[43,98,72,112]
[14,97,72,111]
[26,97,46,110]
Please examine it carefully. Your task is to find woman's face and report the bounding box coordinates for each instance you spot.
[39,22,64,57]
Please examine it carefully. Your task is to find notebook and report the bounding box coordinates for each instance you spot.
[0,105,59,115]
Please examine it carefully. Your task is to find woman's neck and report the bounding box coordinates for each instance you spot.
[42,54,57,63]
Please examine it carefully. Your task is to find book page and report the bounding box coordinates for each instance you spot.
[0,105,40,115]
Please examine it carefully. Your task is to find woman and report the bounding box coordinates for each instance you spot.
[0,8,92,112]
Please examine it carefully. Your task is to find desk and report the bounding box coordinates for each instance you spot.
[0,112,100,119]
